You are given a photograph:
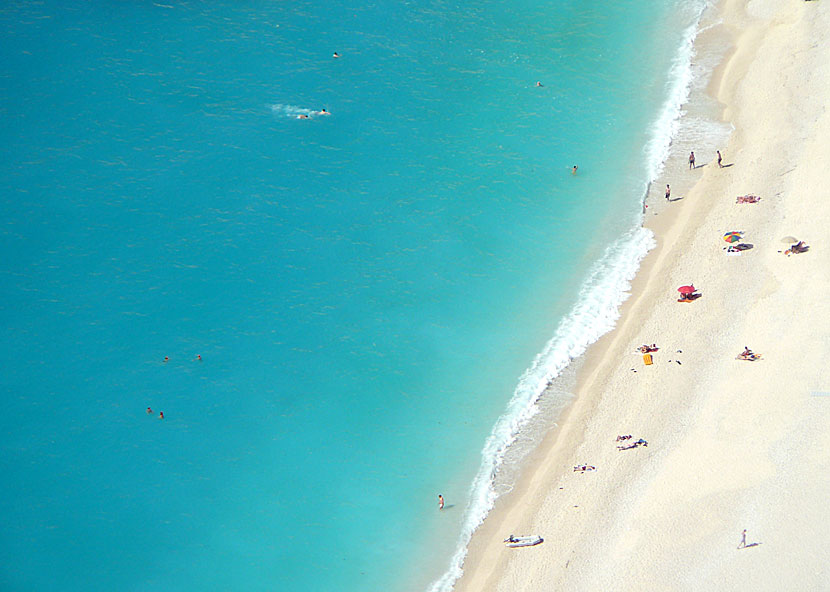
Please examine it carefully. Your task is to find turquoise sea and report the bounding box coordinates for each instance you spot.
[0,1,711,590]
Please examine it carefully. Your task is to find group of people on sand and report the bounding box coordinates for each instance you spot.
[573,464,596,473]
[688,150,724,170]
[664,150,724,202]
[784,240,809,255]
[617,437,648,451]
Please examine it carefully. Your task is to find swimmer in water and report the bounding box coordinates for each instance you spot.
[572,165,578,175]
[297,114,309,119]
[536,81,543,87]
[196,354,202,361]
[318,108,330,116]
[333,52,341,58]
[147,407,152,414]
[163,356,169,363]
[159,411,164,420]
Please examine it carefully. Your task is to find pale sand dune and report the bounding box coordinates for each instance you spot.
[453,0,830,590]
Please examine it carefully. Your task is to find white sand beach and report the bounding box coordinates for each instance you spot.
[453,0,830,589]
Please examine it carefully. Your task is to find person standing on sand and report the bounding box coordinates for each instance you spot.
[689,151,696,169]
[717,150,723,168]
[738,529,747,548]
[665,184,671,201]
[438,495,444,510]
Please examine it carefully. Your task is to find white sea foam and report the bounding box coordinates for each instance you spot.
[427,3,714,592]
[427,226,655,592]
[643,1,712,186]
[270,103,328,119]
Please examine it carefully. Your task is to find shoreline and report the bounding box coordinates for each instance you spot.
[452,0,830,589]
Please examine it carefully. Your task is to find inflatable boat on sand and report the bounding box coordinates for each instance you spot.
[503,535,543,548]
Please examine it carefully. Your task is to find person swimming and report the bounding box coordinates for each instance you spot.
[318,108,330,116]
[333,52,341,58]
[572,165,578,175]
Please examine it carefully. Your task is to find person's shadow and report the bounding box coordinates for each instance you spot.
[740,542,762,549]
[668,196,684,202]
[721,163,735,168]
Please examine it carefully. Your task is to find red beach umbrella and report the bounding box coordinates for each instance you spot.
[677,285,696,295]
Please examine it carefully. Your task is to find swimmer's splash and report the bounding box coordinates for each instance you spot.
[271,103,330,119]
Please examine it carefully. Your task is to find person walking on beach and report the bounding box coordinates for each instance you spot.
[689,151,696,169]
[717,150,723,168]
[438,494,444,510]
[665,184,671,201]
[738,529,747,549]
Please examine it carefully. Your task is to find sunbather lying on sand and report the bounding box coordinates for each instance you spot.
[616,434,633,442]
[617,438,648,451]
[736,195,761,204]
[573,465,596,473]
[639,344,659,353]
[737,347,762,361]
[785,240,809,255]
